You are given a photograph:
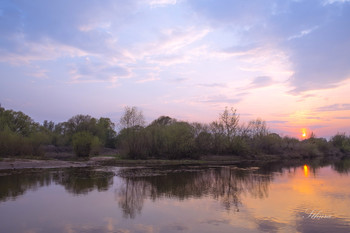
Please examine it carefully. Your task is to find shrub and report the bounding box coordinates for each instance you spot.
[72,131,100,157]
[331,133,350,153]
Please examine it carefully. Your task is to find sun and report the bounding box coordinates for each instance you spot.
[301,128,307,139]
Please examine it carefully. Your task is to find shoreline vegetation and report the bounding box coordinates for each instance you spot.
[1,104,350,166]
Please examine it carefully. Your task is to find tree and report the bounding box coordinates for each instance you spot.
[66,115,97,135]
[150,116,176,126]
[119,106,145,129]
[118,107,147,158]
[96,117,116,148]
[247,118,268,138]
[209,121,226,154]
[219,107,240,139]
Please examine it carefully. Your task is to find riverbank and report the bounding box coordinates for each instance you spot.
[0,156,235,170]
[1,153,348,170]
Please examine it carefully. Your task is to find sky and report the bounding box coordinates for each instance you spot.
[0,0,349,138]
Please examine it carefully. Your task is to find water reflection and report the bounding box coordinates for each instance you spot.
[116,166,278,218]
[303,165,309,177]
[55,168,114,195]
[0,159,349,233]
[0,170,52,202]
[0,168,114,201]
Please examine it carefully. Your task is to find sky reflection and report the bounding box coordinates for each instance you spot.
[0,161,349,232]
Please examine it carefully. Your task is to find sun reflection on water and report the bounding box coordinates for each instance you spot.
[304,165,309,177]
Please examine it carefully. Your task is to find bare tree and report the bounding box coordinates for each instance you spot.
[219,107,239,139]
[119,106,145,129]
[247,118,268,138]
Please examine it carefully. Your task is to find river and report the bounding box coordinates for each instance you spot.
[0,159,349,232]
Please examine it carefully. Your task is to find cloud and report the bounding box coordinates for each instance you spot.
[188,0,350,94]
[287,26,319,40]
[187,0,272,26]
[135,77,160,83]
[148,0,177,7]
[168,77,189,83]
[324,0,350,5]
[138,27,210,61]
[316,103,350,112]
[69,57,131,83]
[267,120,288,124]
[279,1,350,93]
[334,116,350,119]
[0,0,137,56]
[248,76,275,89]
[306,116,321,120]
[196,83,227,88]
[199,95,241,104]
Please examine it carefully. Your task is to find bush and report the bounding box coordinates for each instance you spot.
[331,133,350,153]
[72,131,100,157]
[0,127,45,157]
[300,142,321,158]
[230,136,250,156]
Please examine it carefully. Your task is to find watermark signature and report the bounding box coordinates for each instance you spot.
[302,209,332,219]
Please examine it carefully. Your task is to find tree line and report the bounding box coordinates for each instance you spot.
[0,104,349,159]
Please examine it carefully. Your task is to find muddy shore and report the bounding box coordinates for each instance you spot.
[0,157,116,170]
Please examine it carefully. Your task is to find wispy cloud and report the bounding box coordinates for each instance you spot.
[148,0,177,7]
[69,57,131,83]
[334,116,350,119]
[196,83,227,88]
[306,116,321,120]
[248,76,275,89]
[267,120,289,124]
[198,95,241,104]
[288,26,319,40]
[316,104,350,112]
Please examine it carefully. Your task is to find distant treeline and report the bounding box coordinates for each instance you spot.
[0,104,349,159]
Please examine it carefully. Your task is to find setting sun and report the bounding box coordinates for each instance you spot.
[301,128,307,139]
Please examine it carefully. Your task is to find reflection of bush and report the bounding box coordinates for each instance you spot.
[115,167,273,218]
[55,168,113,194]
[0,168,114,202]
[332,159,350,174]
[0,170,52,202]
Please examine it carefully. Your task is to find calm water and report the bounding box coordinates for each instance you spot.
[0,159,350,233]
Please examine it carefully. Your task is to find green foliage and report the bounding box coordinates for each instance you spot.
[195,131,212,154]
[162,122,196,159]
[252,133,282,155]
[117,127,149,159]
[300,142,321,158]
[0,127,44,157]
[1,104,349,160]
[331,133,350,153]
[230,136,250,156]
[72,131,101,157]
[0,108,39,136]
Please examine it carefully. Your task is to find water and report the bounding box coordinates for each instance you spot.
[0,159,350,233]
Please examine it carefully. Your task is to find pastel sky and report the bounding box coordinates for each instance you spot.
[1,0,350,138]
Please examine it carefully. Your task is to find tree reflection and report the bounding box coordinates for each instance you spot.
[0,170,52,202]
[332,159,350,174]
[55,168,114,195]
[0,168,113,201]
[115,166,273,218]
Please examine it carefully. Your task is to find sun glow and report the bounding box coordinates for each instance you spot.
[303,165,309,177]
[301,128,307,139]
